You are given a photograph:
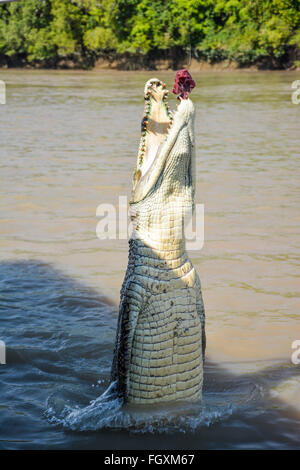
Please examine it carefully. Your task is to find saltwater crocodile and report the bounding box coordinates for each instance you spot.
[111,73,205,404]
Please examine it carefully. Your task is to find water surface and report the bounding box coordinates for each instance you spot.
[0,70,299,449]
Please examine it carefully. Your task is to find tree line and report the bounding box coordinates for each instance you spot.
[0,0,299,68]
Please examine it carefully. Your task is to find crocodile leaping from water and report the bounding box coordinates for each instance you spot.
[111,72,205,404]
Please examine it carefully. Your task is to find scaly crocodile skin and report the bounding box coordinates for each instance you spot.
[111,79,205,404]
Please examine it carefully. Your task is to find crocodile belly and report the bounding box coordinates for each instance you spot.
[128,287,203,403]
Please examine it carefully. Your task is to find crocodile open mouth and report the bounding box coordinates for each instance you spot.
[133,78,173,187]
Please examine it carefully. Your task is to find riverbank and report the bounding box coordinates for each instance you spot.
[93,57,300,72]
[1,0,299,75]
[0,43,300,72]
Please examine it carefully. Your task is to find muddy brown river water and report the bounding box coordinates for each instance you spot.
[0,69,299,449]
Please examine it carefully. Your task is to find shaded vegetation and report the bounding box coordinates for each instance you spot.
[0,0,299,69]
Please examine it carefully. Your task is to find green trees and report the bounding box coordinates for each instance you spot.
[199,0,300,65]
[0,0,299,68]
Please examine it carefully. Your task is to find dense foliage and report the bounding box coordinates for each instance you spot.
[0,0,299,68]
